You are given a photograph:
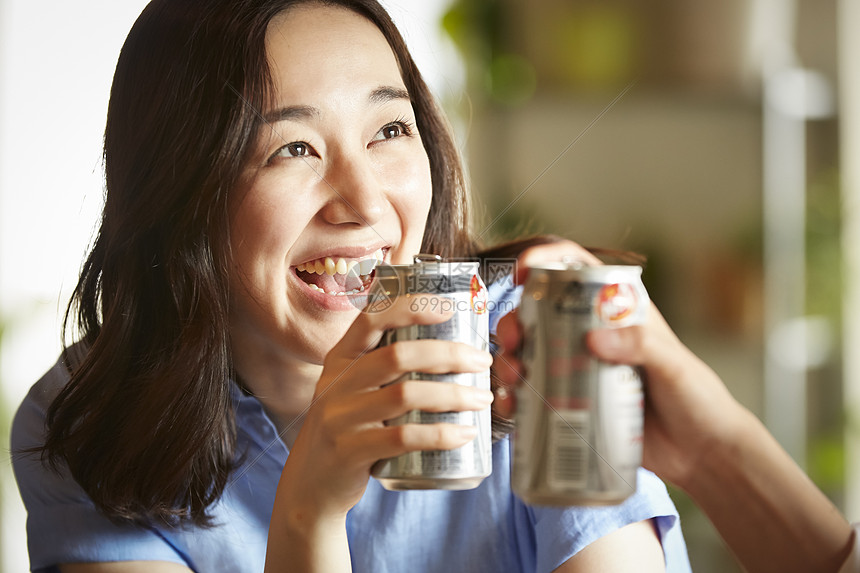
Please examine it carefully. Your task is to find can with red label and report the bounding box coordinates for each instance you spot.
[512,263,648,505]
[370,255,491,490]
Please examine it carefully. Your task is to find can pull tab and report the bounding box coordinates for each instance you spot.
[413,253,443,264]
[561,255,585,269]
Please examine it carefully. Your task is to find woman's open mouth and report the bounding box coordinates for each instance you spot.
[293,248,387,296]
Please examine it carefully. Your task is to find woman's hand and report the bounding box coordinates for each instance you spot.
[590,305,855,573]
[266,295,493,571]
[490,238,747,489]
[586,306,747,488]
[491,239,855,573]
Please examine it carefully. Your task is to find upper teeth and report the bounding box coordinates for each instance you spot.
[297,248,384,276]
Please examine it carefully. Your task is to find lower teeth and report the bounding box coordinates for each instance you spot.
[307,275,372,296]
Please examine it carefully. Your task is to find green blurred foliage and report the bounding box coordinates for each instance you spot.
[444,0,641,101]
[806,167,842,322]
[804,166,845,502]
[809,431,846,495]
[539,4,639,90]
[484,54,537,106]
[443,0,538,106]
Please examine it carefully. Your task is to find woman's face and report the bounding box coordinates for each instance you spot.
[229,4,433,366]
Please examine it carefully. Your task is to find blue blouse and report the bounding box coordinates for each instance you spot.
[11,279,691,572]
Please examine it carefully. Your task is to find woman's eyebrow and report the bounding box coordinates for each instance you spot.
[263,104,319,124]
[262,86,410,125]
[368,85,411,105]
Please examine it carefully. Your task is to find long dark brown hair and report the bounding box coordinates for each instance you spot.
[40,0,483,527]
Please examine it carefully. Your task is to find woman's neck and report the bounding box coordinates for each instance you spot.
[232,337,323,449]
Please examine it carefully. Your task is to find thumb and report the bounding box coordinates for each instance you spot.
[588,308,704,389]
[587,326,645,365]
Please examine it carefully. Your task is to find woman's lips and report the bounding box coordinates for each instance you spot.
[293,247,387,296]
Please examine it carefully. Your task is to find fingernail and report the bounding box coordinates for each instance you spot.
[459,425,478,439]
[472,388,494,405]
[593,328,622,351]
[470,349,493,367]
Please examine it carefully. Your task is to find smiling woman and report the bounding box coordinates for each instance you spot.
[229,6,433,370]
[9,1,690,572]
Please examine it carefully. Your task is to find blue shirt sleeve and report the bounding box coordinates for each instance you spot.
[10,359,190,572]
[487,273,520,333]
[526,469,686,572]
[486,264,691,573]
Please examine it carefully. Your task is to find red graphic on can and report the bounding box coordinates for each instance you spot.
[470,274,488,314]
[596,283,638,323]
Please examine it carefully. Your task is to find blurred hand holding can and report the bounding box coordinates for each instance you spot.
[512,263,648,506]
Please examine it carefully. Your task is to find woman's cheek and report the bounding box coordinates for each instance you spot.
[397,149,432,210]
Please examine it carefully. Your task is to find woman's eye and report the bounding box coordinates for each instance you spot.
[279,142,310,157]
[267,141,316,165]
[372,120,413,143]
[381,124,403,139]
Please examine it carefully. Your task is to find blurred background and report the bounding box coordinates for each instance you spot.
[1,0,858,571]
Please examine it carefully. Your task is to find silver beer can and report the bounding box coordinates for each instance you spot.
[371,255,492,490]
[512,263,649,505]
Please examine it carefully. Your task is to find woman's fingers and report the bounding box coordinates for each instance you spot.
[311,379,490,477]
[514,240,602,285]
[493,351,523,387]
[587,324,648,364]
[341,423,480,465]
[336,294,457,357]
[496,311,522,354]
[492,311,524,418]
[329,339,492,393]
[335,380,493,427]
[494,311,523,387]
[586,304,688,383]
[312,336,492,439]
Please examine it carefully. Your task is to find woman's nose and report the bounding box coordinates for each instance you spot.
[318,154,387,227]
